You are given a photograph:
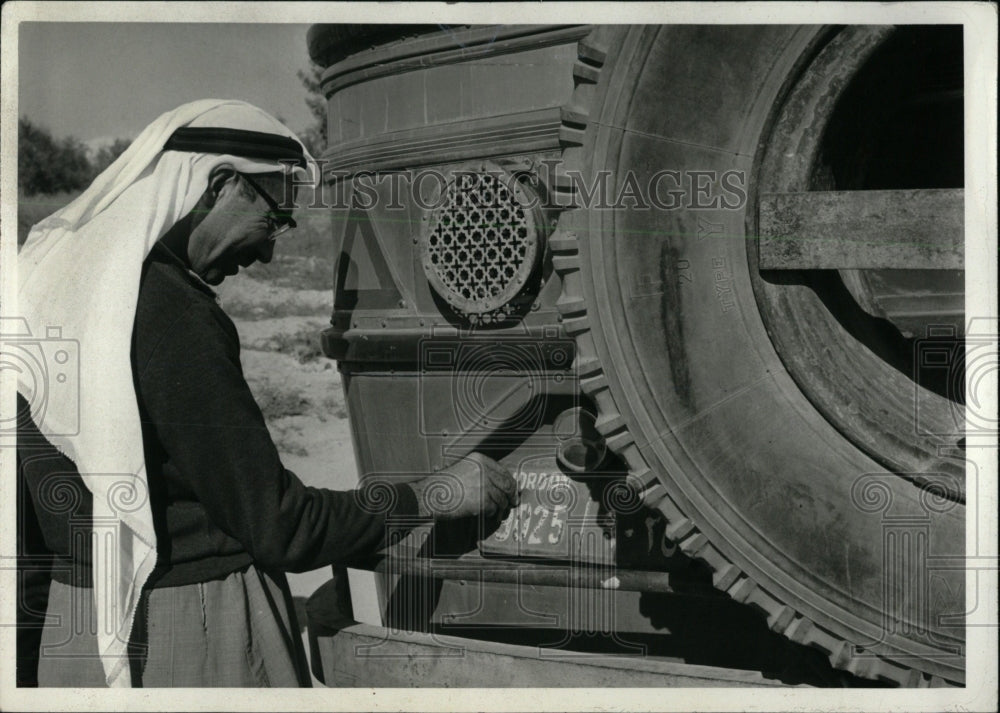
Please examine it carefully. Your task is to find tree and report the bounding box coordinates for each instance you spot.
[18,118,94,195]
[91,138,133,177]
[297,63,327,157]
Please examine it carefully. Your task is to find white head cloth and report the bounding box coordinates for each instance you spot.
[17,99,318,687]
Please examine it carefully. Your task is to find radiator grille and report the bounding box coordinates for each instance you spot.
[421,168,540,316]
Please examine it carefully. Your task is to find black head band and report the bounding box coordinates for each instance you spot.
[162,127,307,169]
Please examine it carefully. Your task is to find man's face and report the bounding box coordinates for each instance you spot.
[188,172,296,285]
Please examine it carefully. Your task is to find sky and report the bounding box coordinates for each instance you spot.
[18,22,318,145]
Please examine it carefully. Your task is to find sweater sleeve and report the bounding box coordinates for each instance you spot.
[134,300,419,572]
[15,416,54,687]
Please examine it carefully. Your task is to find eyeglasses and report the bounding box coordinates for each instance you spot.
[240,173,297,241]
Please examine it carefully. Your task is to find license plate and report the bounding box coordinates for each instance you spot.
[478,454,687,572]
[479,453,615,562]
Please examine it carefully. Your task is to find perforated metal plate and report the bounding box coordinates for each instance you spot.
[420,163,541,316]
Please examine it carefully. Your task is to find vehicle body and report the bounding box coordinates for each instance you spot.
[304,24,966,688]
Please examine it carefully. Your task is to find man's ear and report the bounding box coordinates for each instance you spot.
[204,165,238,206]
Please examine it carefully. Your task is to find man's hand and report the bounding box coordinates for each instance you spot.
[409,452,517,520]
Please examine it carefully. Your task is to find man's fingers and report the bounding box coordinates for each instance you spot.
[445,453,517,517]
[484,466,517,508]
[482,484,507,517]
[483,463,513,493]
[479,457,515,492]
[495,484,517,513]
[473,453,511,479]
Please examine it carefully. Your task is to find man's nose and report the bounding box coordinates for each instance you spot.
[257,240,275,263]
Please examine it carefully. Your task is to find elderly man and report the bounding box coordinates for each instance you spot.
[16,100,515,687]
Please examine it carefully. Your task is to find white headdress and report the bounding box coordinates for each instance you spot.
[17,99,318,687]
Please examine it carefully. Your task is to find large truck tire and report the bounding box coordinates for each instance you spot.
[551,25,965,686]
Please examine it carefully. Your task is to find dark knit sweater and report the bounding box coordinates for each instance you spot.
[17,242,418,591]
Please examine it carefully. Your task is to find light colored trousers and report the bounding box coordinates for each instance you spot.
[38,566,311,687]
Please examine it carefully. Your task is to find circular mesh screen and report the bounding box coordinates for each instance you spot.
[421,169,539,315]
